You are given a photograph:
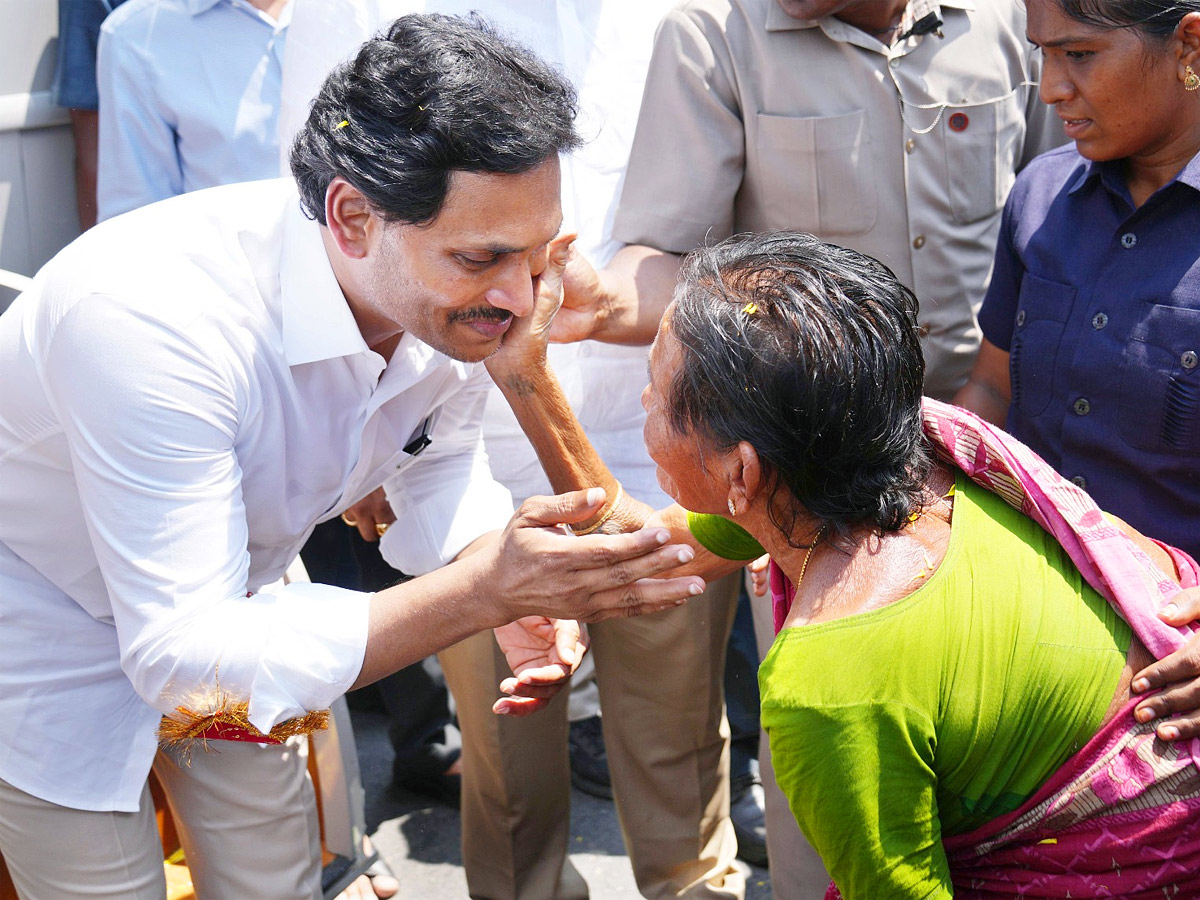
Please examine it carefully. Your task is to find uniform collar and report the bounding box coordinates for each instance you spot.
[765,0,974,32]
[1069,149,1200,198]
[278,192,371,367]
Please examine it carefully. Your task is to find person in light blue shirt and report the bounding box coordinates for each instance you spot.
[96,0,291,222]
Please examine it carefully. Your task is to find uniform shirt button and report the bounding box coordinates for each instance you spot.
[912,234,926,249]
[890,58,901,68]
[1073,397,1091,416]
[905,138,916,154]
[1183,350,1198,370]
[1071,475,1088,489]
[1015,309,1026,327]
[1120,232,1137,249]
[1091,312,1108,329]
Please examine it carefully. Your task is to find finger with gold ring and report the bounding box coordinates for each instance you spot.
[341,513,358,527]
[376,523,389,537]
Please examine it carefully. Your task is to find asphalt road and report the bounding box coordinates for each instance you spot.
[350,704,773,899]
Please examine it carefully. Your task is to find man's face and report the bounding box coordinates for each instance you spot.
[362,158,563,363]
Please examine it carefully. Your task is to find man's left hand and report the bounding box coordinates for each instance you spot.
[491,616,587,717]
[1133,586,1200,740]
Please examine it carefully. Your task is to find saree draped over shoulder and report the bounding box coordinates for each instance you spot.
[778,400,1200,899]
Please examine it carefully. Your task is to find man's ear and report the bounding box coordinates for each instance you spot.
[324,177,375,260]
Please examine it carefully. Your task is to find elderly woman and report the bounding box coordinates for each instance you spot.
[487,230,1200,897]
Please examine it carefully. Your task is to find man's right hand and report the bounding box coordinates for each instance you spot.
[481,487,706,623]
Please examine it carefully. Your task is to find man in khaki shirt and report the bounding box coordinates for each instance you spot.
[554,0,1064,893]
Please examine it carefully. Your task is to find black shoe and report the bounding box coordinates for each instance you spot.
[568,715,613,800]
[390,762,462,807]
[730,777,768,867]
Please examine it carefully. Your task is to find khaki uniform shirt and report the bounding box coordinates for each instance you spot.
[613,0,1063,398]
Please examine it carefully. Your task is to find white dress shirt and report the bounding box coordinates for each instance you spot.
[280,0,677,509]
[97,0,292,222]
[0,178,513,811]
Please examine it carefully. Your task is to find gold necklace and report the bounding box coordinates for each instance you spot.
[795,523,828,597]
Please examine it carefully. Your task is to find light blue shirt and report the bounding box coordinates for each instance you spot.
[96,0,291,221]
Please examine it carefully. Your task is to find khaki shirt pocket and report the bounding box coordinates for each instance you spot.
[753,109,876,236]
[937,89,1024,226]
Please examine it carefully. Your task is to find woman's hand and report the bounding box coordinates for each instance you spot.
[1132,586,1200,740]
[487,233,575,378]
[492,617,588,716]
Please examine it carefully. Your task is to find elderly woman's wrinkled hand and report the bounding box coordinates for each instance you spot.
[487,234,575,378]
[1132,586,1200,740]
[492,617,588,716]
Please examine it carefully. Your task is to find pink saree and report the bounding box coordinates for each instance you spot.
[771,399,1200,898]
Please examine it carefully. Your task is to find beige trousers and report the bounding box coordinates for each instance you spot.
[748,583,831,900]
[0,738,322,900]
[440,573,744,900]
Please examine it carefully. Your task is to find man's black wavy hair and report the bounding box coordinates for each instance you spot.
[290,13,580,226]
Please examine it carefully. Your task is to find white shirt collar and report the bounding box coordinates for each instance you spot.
[278,198,370,367]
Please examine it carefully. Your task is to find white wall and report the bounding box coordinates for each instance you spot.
[0,0,80,311]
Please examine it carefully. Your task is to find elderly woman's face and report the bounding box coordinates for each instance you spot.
[642,309,726,513]
[1028,0,1194,163]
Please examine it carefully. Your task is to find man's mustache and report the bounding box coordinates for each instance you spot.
[448,306,513,324]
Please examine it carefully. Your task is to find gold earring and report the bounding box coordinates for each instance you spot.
[727,498,737,517]
[1186,65,1200,92]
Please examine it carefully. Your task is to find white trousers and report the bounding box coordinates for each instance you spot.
[0,738,322,900]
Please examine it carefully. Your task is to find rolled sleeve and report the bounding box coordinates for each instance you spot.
[378,366,514,575]
[612,7,745,253]
[41,297,369,732]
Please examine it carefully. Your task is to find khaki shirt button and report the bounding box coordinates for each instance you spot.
[1073,397,1090,416]
[905,138,916,154]
[1120,232,1137,249]
[1091,312,1108,329]
[1071,475,1087,489]
[912,235,926,249]
[1015,309,1026,327]
[1183,350,1198,370]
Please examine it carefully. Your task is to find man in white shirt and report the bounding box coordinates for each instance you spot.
[0,16,703,900]
[282,5,746,898]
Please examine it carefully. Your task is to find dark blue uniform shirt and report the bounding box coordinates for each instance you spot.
[979,144,1200,557]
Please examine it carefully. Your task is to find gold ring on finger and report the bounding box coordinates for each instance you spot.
[341,513,358,527]
[376,522,390,537]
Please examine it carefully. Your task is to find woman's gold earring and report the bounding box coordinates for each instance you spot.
[728,498,737,517]
[1186,65,1200,92]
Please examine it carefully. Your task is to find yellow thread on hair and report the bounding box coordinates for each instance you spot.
[742,302,758,315]
[418,105,428,111]
[335,119,350,130]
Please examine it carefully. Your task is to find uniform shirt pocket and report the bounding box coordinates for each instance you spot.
[1118,304,1200,454]
[1010,273,1076,418]
[938,89,1023,226]
[753,109,876,236]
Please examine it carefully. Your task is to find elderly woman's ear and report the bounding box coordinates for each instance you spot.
[723,441,764,516]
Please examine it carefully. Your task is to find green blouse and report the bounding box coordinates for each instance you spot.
[758,473,1131,899]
